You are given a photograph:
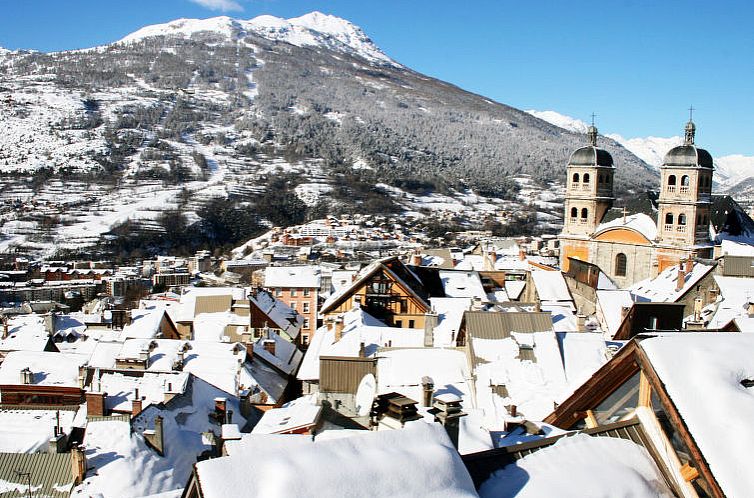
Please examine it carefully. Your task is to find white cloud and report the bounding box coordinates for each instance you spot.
[189,0,244,12]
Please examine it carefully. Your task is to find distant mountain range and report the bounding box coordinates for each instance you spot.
[0,12,659,256]
[526,110,754,194]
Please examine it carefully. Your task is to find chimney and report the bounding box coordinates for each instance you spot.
[421,376,434,407]
[576,314,586,331]
[334,316,344,342]
[245,341,254,360]
[432,393,466,449]
[424,311,438,347]
[139,348,150,368]
[86,391,106,417]
[694,296,704,322]
[748,299,754,317]
[263,339,276,357]
[144,416,165,456]
[676,260,687,292]
[685,256,694,274]
[71,445,87,484]
[411,250,422,267]
[215,397,227,421]
[174,349,184,371]
[1,315,8,340]
[518,248,526,261]
[358,342,366,358]
[20,367,33,385]
[132,394,143,416]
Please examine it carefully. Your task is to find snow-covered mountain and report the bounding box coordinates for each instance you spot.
[119,11,395,65]
[528,109,754,193]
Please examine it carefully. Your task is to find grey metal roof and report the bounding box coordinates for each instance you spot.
[0,452,74,498]
[662,144,713,169]
[568,146,614,167]
[722,255,754,277]
[463,311,553,340]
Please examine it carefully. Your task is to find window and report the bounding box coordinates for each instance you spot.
[572,173,580,183]
[303,318,310,330]
[570,207,578,218]
[290,301,297,310]
[598,174,603,184]
[668,175,676,186]
[290,288,297,297]
[583,173,590,183]
[593,371,640,425]
[408,320,415,328]
[394,320,403,328]
[665,213,674,225]
[302,334,310,346]
[275,288,282,297]
[615,253,627,277]
[678,213,687,225]
[303,289,311,297]
[681,175,690,186]
[302,302,310,314]
[580,208,588,219]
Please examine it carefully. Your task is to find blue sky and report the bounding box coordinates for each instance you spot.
[1,0,752,156]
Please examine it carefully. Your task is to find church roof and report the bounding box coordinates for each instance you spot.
[662,144,713,169]
[593,213,658,242]
[568,146,614,167]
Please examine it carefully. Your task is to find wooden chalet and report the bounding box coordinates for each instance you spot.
[320,257,431,329]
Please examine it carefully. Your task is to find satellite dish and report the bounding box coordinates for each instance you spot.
[354,373,376,417]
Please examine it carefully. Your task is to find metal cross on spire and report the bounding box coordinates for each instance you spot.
[688,105,695,122]
[590,112,596,127]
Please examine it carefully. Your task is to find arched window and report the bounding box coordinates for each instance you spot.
[570,207,578,218]
[697,214,702,226]
[572,173,580,183]
[581,208,588,219]
[615,253,627,277]
[668,175,677,186]
[598,174,604,184]
[678,213,687,225]
[681,175,690,186]
[583,173,590,184]
[665,213,674,225]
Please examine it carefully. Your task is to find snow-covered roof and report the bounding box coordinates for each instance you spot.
[0,406,78,453]
[377,348,473,409]
[473,331,568,422]
[121,308,166,339]
[430,297,472,347]
[630,261,715,303]
[504,280,526,300]
[250,290,302,340]
[556,332,609,398]
[0,314,51,352]
[720,239,754,256]
[530,270,573,306]
[439,270,487,299]
[596,290,634,337]
[0,351,87,387]
[253,331,303,376]
[708,275,754,329]
[264,265,320,288]
[99,371,189,412]
[193,311,247,342]
[478,434,672,497]
[593,213,658,242]
[641,334,754,497]
[197,423,476,498]
[251,394,321,434]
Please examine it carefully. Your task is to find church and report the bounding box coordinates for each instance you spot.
[558,118,753,288]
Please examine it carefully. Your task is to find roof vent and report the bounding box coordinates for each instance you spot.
[741,379,754,388]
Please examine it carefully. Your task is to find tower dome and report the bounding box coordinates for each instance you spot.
[568,146,614,167]
[662,120,713,169]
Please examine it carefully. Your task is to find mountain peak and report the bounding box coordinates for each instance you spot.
[118,12,395,66]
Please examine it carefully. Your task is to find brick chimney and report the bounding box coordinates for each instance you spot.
[676,260,687,292]
[86,391,106,417]
[334,316,344,342]
[518,248,526,261]
[71,445,87,484]
[132,389,143,416]
[411,250,423,267]
[245,341,254,361]
[685,255,694,274]
[424,311,438,347]
[262,339,276,357]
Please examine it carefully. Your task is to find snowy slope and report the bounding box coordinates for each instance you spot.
[526,110,589,134]
[119,11,395,65]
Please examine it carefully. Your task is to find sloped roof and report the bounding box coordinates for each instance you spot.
[0,452,74,498]
[463,311,553,340]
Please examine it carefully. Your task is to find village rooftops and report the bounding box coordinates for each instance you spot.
[707,275,754,329]
[0,314,52,352]
[630,260,715,303]
[0,350,88,388]
[0,405,79,453]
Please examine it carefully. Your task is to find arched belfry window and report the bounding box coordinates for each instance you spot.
[668,175,677,186]
[678,213,687,225]
[570,207,578,218]
[665,213,674,225]
[681,175,690,186]
[583,173,590,184]
[581,208,588,219]
[615,253,627,277]
[572,173,580,184]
